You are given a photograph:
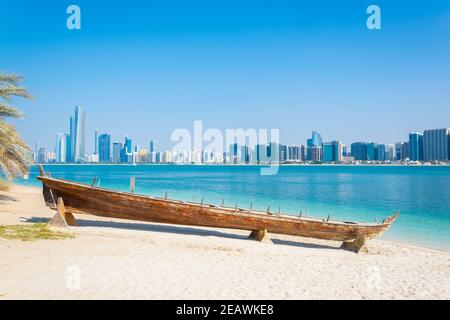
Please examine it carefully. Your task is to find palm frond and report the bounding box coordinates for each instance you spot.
[0,72,23,85]
[0,102,23,118]
[0,72,34,179]
[0,85,34,101]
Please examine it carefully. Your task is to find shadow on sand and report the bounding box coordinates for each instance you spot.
[0,194,17,203]
[22,216,339,250]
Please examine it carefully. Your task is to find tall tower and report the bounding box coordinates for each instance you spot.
[70,106,86,162]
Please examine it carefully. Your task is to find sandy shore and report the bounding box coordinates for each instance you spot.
[0,184,449,300]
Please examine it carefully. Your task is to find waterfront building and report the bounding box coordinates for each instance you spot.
[351,142,367,161]
[366,143,379,161]
[279,144,288,162]
[229,143,239,164]
[394,142,409,161]
[38,147,46,163]
[306,131,323,161]
[98,133,111,163]
[162,151,172,163]
[268,142,280,163]
[240,145,251,164]
[138,149,149,163]
[386,144,395,162]
[70,106,86,162]
[87,153,99,163]
[94,130,98,155]
[256,144,268,164]
[423,128,450,161]
[112,142,123,163]
[402,142,409,160]
[300,145,307,161]
[323,141,342,163]
[120,136,132,163]
[377,144,386,162]
[56,133,69,163]
[409,132,423,161]
[342,145,348,157]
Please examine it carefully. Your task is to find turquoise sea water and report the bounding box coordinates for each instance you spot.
[21,165,450,250]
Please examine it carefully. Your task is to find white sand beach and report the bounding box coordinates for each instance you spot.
[0,185,449,300]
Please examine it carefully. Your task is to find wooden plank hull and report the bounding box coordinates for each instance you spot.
[37,176,398,243]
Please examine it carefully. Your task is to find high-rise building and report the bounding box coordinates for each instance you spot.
[279,144,288,162]
[366,143,379,161]
[409,132,423,161]
[94,130,98,155]
[256,144,268,164]
[98,133,111,162]
[121,136,132,163]
[56,133,70,163]
[112,142,123,163]
[394,142,409,161]
[402,142,409,160]
[351,142,367,161]
[423,128,450,161]
[377,144,386,162]
[306,131,323,161]
[240,145,251,164]
[323,141,342,163]
[268,142,279,163]
[70,106,86,162]
[38,147,46,163]
[387,144,395,161]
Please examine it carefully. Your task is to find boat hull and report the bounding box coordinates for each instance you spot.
[37,176,398,242]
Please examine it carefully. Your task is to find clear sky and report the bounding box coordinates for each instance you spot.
[1,0,449,152]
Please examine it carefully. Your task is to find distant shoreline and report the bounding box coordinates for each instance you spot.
[32,163,450,167]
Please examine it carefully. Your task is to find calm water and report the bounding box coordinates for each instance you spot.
[21,165,450,250]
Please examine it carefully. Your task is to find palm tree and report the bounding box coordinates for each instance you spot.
[0,72,33,179]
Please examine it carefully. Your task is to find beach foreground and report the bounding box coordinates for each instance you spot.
[0,185,449,300]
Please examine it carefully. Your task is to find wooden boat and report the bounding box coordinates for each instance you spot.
[37,166,399,252]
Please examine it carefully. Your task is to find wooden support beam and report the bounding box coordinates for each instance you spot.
[47,198,78,228]
[341,234,367,254]
[248,229,273,244]
[38,164,45,177]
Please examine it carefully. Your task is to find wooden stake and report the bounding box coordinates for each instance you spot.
[341,234,367,254]
[48,198,78,228]
[91,177,97,187]
[248,229,273,244]
[38,164,45,177]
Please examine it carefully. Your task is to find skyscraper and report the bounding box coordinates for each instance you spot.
[366,143,379,161]
[98,133,111,162]
[395,142,403,161]
[323,141,342,163]
[70,106,86,162]
[423,128,450,161]
[351,142,367,161]
[94,130,98,155]
[121,136,132,163]
[56,133,69,163]
[112,142,123,163]
[409,132,423,161]
[377,144,386,162]
[306,131,323,161]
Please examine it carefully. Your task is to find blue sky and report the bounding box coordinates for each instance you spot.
[1,0,449,152]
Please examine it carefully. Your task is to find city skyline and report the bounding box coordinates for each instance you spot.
[2,1,450,152]
[34,106,450,164]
